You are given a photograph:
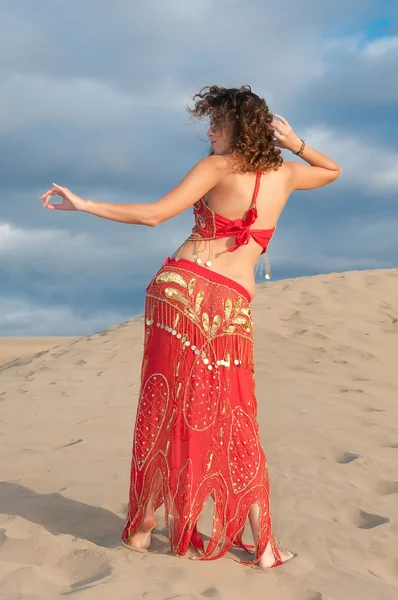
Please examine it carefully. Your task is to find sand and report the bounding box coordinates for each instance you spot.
[0,268,397,600]
[0,338,78,367]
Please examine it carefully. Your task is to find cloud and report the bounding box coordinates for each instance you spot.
[291,32,398,149]
[362,35,398,59]
[298,126,398,193]
[0,296,129,337]
[270,214,398,277]
[0,0,396,335]
[0,75,133,134]
[0,218,181,287]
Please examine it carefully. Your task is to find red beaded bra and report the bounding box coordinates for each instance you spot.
[174,171,275,279]
[191,171,275,255]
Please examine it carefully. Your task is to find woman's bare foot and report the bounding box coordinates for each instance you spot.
[257,541,295,569]
[247,504,295,568]
[124,516,156,551]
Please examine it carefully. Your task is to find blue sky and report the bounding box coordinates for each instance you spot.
[0,0,397,336]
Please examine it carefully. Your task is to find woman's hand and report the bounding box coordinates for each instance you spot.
[40,183,87,211]
[271,114,302,153]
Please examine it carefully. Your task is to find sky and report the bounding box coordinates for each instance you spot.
[0,0,397,336]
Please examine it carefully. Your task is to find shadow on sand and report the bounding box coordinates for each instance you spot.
[0,482,125,548]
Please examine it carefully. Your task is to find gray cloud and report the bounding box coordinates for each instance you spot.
[0,0,396,335]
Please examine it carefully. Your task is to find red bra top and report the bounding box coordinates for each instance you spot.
[190,171,275,254]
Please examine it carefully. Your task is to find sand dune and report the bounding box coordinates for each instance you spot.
[0,337,78,367]
[0,268,397,600]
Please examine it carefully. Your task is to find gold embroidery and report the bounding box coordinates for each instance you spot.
[233,297,242,318]
[202,312,209,333]
[134,373,169,470]
[167,408,176,430]
[227,407,260,494]
[156,271,187,287]
[182,471,229,557]
[188,278,196,296]
[224,298,233,320]
[198,214,206,230]
[195,290,204,314]
[211,314,222,335]
[183,345,221,431]
[173,312,180,330]
[206,452,214,471]
[141,355,148,380]
[223,325,236,333]
[173,459,195,549]
[187,307,199,324]
[232,316,251,332]
[164,287,189,306]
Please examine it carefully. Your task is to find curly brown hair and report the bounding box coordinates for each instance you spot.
[187,85,283,174]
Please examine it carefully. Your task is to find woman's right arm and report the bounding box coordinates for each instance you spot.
[272,114,342,191]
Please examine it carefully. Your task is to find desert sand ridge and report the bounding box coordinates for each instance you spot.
[0,268,397,599]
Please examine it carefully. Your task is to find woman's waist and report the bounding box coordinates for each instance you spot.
[170,239,258,301]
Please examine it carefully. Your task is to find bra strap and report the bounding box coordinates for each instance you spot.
[252,171,262,208]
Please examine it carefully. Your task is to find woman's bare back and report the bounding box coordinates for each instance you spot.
[171,159,291,300]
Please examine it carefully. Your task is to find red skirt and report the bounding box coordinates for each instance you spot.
[121,257,281,565]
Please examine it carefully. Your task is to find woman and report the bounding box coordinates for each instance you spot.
[40,85,342,568]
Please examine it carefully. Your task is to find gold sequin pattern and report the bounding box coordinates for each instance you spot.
[224,298,233,320]
[188,278,196,296]
[195,290,204,314]
[156,271,187,287]
[164,287,189,306]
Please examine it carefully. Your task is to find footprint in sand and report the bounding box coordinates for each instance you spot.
[201,587,220,598]
[356,510,390,529]
[298,498,389,530]
[288,442,361,465]
[375,480,398,495]
[0,533,113,593]
[377,441,398,449]
[330,546,398,587]
[57,548,113,590]
[335,451,360,464]
[360,406,385,413]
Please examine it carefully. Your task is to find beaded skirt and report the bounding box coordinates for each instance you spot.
[121,257,281,565]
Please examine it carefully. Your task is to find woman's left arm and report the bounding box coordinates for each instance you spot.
[41,156,223,226]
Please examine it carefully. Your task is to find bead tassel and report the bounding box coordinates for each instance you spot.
[147,293,254,372]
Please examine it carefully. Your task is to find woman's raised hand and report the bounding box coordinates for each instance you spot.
[271,114,302,153]
[40,184,86,211]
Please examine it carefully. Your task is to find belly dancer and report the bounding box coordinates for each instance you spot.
[40,85,342,568]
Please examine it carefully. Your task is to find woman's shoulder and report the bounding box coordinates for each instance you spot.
[195,155,290,186]
[198,154,230,171]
